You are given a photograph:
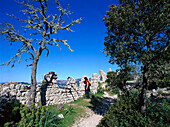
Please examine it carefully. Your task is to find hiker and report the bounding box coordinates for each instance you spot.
[84,77,90,99]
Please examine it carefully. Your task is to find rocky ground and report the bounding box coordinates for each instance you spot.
[72,92,118,127]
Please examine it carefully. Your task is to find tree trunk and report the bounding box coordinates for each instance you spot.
[140,65,148,114]
[28,54,39,109]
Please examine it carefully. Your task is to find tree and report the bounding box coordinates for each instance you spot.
[106,63,136,91]
[103,0,169,113]
[0,0,82,108]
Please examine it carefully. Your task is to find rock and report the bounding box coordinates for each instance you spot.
[16,84,21,90]
[35,97,41,102]
[25,91,30,97]
[152,89,156,92]
[22,92,26,97]
[20,85,26,92]
[36,86,41,92]
[10,89,17,96]
[17,91,21,97]
[3,87,10,92]
[58,114,64,119]
[20,97,26,100]
[10,84,15,89]
[99,70,107,83]
[44,72,58,84]
[20,101,26,105]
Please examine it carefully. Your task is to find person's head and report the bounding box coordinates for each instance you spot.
[84,77,88,81]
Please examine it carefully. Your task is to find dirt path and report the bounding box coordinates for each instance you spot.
[72,92,118,127]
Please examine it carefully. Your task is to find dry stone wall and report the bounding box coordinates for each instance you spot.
[0,70,108,106]
[0,78,83,106]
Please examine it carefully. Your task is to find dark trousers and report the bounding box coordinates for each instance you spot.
[85,90,90,99]
[85,85,90,99]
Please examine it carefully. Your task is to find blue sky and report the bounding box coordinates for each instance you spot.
[0,0,119,82]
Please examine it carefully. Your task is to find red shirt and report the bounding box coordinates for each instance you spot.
[85,80,89,85]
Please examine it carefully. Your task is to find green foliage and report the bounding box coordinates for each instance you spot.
[103,0,169,66]
[112,88,120,95]
[98,90,170,127]
[1,100,21,126]
[148,63,170,89]
[106,64,136,91]
[64,106,76,115]
[157,90,163,96]
[19,103,60,127]
[97,82,105,94]
[4,122,11,127]
[42,79,47,85]
[103,0,169,113]
[106,71,117,89]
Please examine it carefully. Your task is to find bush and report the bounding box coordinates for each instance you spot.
[98,90,170,127]
[97,82,104,94]
[19,103,61,127]
[157,90,163,96]
[1,99,22,126]
[112,88,120,95]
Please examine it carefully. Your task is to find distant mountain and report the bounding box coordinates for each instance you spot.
[0,78,82,86]
[75,78,81,86]
[57,80,67,86]
[0,82,30,85]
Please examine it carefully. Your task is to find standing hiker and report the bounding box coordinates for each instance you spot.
[84,77,90,99]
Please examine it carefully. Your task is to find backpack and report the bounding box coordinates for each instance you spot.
[89,81,92,86]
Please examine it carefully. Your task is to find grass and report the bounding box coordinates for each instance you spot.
[48,103,86,127]
[47,92,104,127]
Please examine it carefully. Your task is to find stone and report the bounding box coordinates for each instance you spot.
[25,91,30,97]
[50,97,54,101]
[66,77,76,85]
[17,91,21,97]
[35,97,41,102]
[16,84,21,90]
[3,87,10,92]
[99,70,107,83]
[36,92,41,97]
[10,89,17,96]
[10,84,15,89]
[20,85,26,92]
[92,73,98,78]
[20,101,26,105]
[36,86,41,92]
[109,68,112,72]
[22,92,26,97]
[58,114,64,119]
[44,72,58,84]
[20,97,26,100]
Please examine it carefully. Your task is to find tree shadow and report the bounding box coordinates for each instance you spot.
[88,95,116,116]
[41,84,48,106]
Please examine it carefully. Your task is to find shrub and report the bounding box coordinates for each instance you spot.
[112,88,120,95]
[98,90,170,127]
[19,103,61,127]
[97,82,104,94]
[1,99,22,126]
[157,90,163,96]
[42,79,47,85]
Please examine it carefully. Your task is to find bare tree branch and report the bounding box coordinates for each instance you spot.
[0,23,37,54]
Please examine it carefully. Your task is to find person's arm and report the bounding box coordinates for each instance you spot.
[86,81,89,90]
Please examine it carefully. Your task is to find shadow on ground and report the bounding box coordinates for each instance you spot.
[88,96,116,116]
